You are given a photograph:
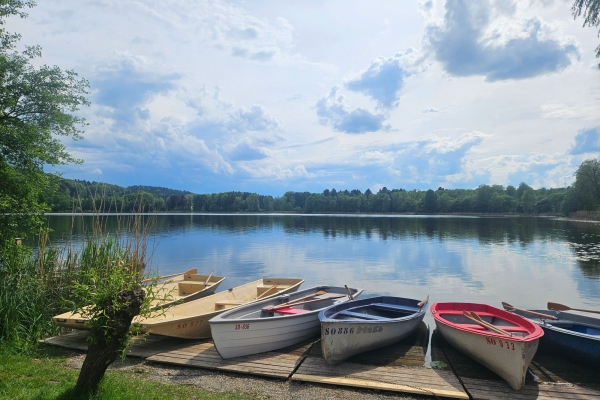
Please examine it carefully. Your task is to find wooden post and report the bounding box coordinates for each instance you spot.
[15,238,22,246]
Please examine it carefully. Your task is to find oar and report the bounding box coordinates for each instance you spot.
[548,302,600,315]
[142,268,197,283]
[502,302,558,320]
[256,284,279,300]
[266,290,328,310]
[344,285,354,300]
[463,311,512,337]
[269,294,346,310]
[418,295,429,311]
[203,271,214,287]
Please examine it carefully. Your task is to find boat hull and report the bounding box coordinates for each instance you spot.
[319,296,426,364]
[210,286,363,359]
[434,319,538,390]
[512,310,600,366]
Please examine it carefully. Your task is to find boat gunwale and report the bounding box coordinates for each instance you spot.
[319,295,426,324]
[209,286,363,324]
[430,302,544,342]
[514,309,600,341]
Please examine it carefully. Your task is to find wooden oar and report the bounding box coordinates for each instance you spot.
[463,311,512,337]
[256,284,279,300]
[203,271,214,287]
[548,302,600,315]
[418,295,429,310]
[142,268,197,283]
[269,294,346,310]
[502,302,558,320]
[266,290,328,310]
[344,285,354,300]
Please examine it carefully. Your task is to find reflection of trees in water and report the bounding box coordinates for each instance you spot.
[42,214,600,278]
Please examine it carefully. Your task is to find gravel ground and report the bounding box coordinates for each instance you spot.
[63,353,429,400]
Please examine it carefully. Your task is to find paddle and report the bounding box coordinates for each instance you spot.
[548,302,600,315]
[203,271,214,287]
[417,295,429,311]
[142,268,197,283]
[463,311,512,337]
[256,284,279,300]
[266,290,328,310]
[502,302,558,320]
[344,285,354,300]
[269,294,346,310]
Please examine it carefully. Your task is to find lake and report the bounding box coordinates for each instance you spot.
[42,213,600,321]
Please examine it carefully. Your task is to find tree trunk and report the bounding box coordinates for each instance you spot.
[75,286,145,394]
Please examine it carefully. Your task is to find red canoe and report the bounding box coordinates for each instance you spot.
[431,302,544,390]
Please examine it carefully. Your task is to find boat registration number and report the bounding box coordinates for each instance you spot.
[486,337,515,350]
[235,324,250,330]
[177,319,202,330]
[324,326,383,335]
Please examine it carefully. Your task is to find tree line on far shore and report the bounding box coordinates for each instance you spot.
[42,159,600,217]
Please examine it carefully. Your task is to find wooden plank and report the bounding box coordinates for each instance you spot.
[292,374,469,399]
[146,338,315,379]
[292,323,468,399]
[435,329,600,400]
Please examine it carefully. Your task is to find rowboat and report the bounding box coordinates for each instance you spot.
[133,278,304,339]
[209,285,363,359]
[431,302,544,390]
[503,302,600,366]
[52,269,225,330]
[319,295,428,364]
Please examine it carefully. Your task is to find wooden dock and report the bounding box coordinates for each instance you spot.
[44,327,600,399]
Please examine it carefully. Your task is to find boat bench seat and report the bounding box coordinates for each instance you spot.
[178,281,206,295]
[337,310,389,320]
[371,303,420,313]
[273,307,310,315]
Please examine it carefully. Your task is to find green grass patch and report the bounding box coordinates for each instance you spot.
[0,345,257,400]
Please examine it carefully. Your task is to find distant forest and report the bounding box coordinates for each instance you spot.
[40,164,600,216]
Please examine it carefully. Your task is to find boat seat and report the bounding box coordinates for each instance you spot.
[370,303,420,313]
[336,311,389,320]
[273,307,311,315]
[214,300,245,306]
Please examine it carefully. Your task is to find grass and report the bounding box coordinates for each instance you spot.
[0,345,257,400]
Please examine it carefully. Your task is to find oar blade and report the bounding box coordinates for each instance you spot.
[548,302,570,311]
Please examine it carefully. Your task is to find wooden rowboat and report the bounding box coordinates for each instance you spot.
[503,303,600,366]
[209,285,363,359]
[133,278,304,339]
[431,302,544,390]
[52,269,225,330]
[319,295,428,364]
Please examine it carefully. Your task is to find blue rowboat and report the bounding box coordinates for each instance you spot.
[503,304,600,366]
[319,295,428,364]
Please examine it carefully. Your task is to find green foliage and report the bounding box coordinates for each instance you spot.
[572,0,600,67]
[0,238,71,351]
[0,1,89,242]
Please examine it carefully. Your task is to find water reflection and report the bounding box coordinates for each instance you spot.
[40,214,600,312]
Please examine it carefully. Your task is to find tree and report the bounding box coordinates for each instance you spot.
[423,189,437,213]
[0,1,89,243]
[573,159,600,210]
[572,0,600,68]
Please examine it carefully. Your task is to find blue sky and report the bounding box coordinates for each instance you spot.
[11,0,600,196]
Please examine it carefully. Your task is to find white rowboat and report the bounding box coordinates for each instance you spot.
[209,286,363,359]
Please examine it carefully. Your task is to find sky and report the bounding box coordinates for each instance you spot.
[9,0,600,196]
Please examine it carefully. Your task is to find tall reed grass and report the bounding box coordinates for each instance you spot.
[0,191,155,353]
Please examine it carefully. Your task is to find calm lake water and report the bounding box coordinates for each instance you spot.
[42,214,600,324]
